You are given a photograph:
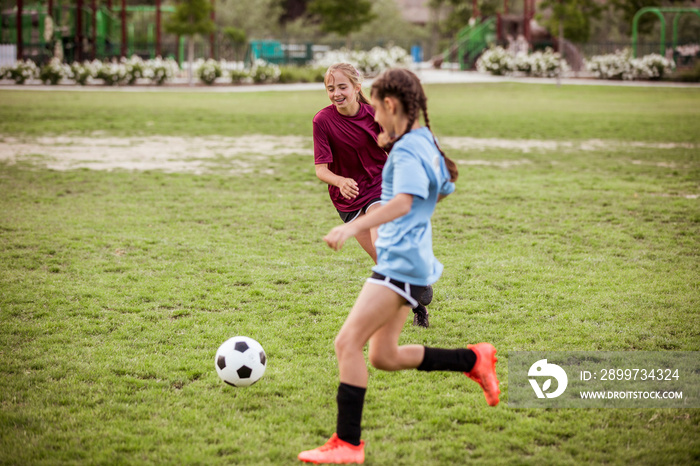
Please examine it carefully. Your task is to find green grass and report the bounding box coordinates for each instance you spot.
[1,83,698,141]
[1,84,699,465]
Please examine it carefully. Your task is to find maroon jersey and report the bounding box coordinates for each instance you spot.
[313,103,387,212]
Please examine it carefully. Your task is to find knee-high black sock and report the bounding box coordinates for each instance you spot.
[417,346,476,373]
[336,382,366,446]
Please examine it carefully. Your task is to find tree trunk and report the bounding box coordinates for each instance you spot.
[188,36,194,86]
[557,18,563,86]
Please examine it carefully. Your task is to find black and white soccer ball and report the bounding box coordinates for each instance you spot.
[215,336,267,387]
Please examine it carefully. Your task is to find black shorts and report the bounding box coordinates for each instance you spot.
[337,198,382,223]
[367,272,430,308]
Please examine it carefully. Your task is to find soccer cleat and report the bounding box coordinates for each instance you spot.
[412,304,429,328]
[298,433,365,464]
[465,343,500,406]
[418,285,433,306]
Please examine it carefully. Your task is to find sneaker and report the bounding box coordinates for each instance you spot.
[412,304,429,328]
[465,343,500,406]
[418,285,433,306]
[298,433,365,464]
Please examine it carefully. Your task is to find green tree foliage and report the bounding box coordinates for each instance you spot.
[165,0,216,37]
[353,0,428,44]
[429,0,501,37]
[538,0,603,43]
[165,0,216,85]
[307,0,375,36]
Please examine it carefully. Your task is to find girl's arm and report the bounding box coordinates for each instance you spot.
[315,164,359,200]
[323,193,413,251]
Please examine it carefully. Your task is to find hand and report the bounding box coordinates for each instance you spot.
[323,224,355,251]
[337,177,359,200]
[377,131,395,149]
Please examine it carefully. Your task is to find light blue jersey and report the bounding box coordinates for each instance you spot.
[372,127,456,286]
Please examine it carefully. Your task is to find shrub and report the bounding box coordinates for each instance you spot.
[312,46,412,77]
[251,59,280,84]
[69,61,98,85]
[632,53,674,80]
[476,46,513,76]
[3,60,38,84]
[529,48,569,78]
[39,58,69,85]
[196,58,223,85]
[585,49,674,81]
[278,65,326,84]
[122,55,146,85]
[585,49,632,80]
[95,61,128,85]
[145,57,179,85]
[476,46,568,77]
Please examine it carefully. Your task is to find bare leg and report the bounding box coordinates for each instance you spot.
[352,203,381,264]
[334,282,415,387]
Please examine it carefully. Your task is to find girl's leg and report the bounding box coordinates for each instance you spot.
[352,203,381,264]
[354,228,376,264]
[334,281,407,387]
[368,304,424,371]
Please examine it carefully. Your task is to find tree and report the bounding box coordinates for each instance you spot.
[223,27,247,61]
[428,0,501,48]
[538,0,603,44]
[307,0,375,37]
[165,0,216,85]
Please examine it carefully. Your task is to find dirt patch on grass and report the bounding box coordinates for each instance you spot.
[0,134,695,174]
[0,134,310,174]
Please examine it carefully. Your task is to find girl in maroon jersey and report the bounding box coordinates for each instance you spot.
[313,63,432,326]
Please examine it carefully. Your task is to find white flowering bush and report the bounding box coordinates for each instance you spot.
[144,57,179,85]
[223,60,250,84]
[585,49,633,80]
[1,56,179,86]
[121,55,146,85]
[312,46,412,77]
[476,46,512,75]
[631,53,674,80]
[196,58,223,85]
[2,60,38,84]
[528,48,569,77]
[69,60,100,85]
[477,46,568,77]
[511,52,531,74]
[38,58,70,85]
[585,49,674,81]
[95,60,128,85]
[251,59,281,84]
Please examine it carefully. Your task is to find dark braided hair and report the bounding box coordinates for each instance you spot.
[370,68,458,182]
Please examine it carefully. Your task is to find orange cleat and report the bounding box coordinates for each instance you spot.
[465,343,500,406]
[298,433,365,464]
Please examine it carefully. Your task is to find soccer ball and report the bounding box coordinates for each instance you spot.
[215,336,267,387]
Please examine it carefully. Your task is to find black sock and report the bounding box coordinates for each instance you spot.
[417,346,476,373]
[336,383,366,446]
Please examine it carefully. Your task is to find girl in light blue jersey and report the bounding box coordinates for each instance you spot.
[298,68,500,465]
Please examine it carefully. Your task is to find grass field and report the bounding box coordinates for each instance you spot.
[1,83,699,465]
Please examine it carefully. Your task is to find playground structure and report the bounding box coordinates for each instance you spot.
[440,0,585,71]
[441,2,699,71]
[632,7,700,58]
[0,0,221,64]
[2,1,698,70]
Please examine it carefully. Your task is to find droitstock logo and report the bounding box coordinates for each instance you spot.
[528,359,568,399]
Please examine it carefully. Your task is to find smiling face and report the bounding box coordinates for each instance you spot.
[326,70,361,116]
